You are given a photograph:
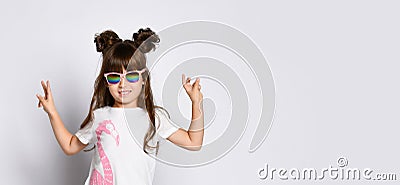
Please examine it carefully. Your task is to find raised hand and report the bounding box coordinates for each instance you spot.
[165,74,204,150]
[182,74,203,104]
[36,80,57,115]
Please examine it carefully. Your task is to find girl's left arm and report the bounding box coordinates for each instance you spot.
[167,75,204,151]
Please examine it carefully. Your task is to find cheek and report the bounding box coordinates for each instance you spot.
[133,83,144,92]
[125,82,143,93]
[108,86,119,95]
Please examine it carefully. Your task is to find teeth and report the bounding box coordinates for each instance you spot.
[119,89,132,95]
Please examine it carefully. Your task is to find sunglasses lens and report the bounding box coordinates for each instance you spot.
[106,74,121,84]
[126,72,139,83]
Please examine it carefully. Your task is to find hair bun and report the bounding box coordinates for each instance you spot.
[94,30,122,53]
[132,28,160,53]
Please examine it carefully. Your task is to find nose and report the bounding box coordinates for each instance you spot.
[118,76,127,87]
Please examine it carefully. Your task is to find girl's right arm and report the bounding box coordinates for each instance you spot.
[36,80,88,156]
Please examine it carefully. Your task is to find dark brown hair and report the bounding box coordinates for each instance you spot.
[82,28,165,154]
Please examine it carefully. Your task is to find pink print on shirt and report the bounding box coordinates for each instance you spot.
[90,120,120,185]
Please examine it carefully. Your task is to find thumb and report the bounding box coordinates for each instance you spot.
[36,94,44,107]
[36,94,45,102]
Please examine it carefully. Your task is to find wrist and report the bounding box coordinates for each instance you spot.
[191,100,202,105]
[47,109,59,118]
[191,100,203,111]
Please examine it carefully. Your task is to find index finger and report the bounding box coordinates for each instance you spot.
[182,74,186,85]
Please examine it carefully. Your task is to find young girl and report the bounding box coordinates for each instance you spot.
[36,28,204,185]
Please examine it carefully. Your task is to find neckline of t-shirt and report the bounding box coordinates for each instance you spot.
[108,106,144,111]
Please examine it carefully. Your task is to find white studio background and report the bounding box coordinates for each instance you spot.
[1,0,400,185]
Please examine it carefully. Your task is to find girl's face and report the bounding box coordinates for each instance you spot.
[106,68,144,108]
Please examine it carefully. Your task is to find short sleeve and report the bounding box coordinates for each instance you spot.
[155,108,180,139]
[75,121,95,145]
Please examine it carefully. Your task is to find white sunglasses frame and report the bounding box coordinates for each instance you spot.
[104,68,147,85]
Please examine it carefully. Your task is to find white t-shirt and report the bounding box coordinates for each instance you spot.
[75,106,179,185]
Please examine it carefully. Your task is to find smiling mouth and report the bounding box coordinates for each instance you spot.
[118,89,132,96]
